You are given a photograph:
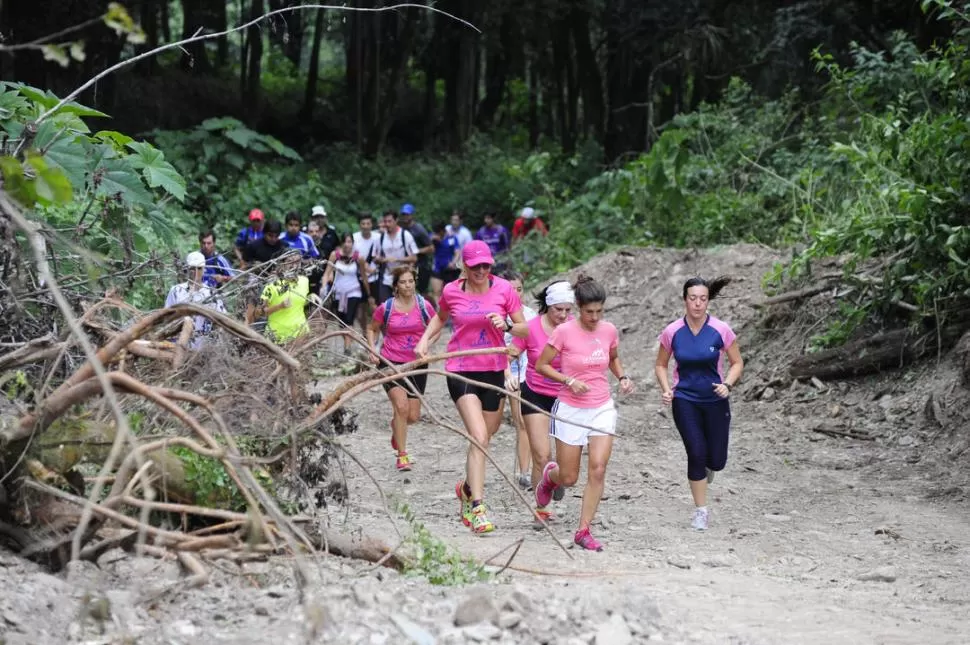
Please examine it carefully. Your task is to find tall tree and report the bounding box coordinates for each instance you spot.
[302,8,326,120]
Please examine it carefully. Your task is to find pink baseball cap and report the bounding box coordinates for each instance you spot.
[462,240,494,267]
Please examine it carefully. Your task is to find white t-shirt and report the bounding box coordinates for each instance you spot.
[353,231,380,283]
[446,224,474,249]
[378,228,418,286]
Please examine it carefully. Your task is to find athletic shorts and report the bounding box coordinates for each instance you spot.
[447,370,505,412]
[433,268,461,284]
[520,381,557,416]
[550,399,617,446]
[382,359,428,399]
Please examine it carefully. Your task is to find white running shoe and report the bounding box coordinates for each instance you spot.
[691,507,709,531]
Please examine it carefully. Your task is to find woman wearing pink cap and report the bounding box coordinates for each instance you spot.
[534,275,635,551]
[415,240,528,534]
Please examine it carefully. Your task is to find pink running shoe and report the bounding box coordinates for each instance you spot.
[535,462,559,508]
[574,527,603,552]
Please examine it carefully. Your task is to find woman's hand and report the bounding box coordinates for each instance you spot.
[712,382,731,399]
[414,338,429,359]
[280,297,292,309]
[660,389,673,406]
[619,376,635,395]
[504,371,519,392]
[486,312,507,331]
[567,379,590,395]
[369,351,381,366]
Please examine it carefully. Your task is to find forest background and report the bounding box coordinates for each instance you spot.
[2,0,970,348]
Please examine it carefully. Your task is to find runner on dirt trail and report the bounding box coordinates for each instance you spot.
[375,210,419,303]
[234,208,265,268]
[446,210,474,249]
[414,240,528,534]
[477,211,511,259]
[257,250,316,343]
[367,266,438,472]
[430,221,461,303]
[282,212,321,260]
[198,229,234,288]
[655,276,743,531]
[165,251,227,349]
[534,275,635,551]
[322,233,371,356]
[353,212,381,333]
[499,270,538,490]
[398,203,435,300]
[508,280,573,517]
[242,219,287,325]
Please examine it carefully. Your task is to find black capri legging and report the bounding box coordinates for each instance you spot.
[447,370,506,412]
[331,297,361,327]
[671,397,731,481]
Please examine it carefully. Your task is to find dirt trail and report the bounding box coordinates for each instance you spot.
[2,244,968,644]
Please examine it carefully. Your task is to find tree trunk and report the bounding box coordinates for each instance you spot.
[301,8,326,120]
[604,0,651,163]
[551,20,575,153]
[571,7,604,140]
[527,59,539,148]
[476,12,514,130]
[244,0,265,122]
[161,0,171,42]
[138,0,160,75]
[441,0,480,152]
[789,325,967,380]
[215,0,229,67]
[180,0,215,73]
[268,0,303,67]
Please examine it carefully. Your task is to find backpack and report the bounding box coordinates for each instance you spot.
[377,228,416,284]
[382,294,432,328]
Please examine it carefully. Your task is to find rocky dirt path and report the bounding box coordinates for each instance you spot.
[2,244,968,644]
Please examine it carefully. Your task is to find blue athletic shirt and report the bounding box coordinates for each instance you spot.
[658,315,737,404]
[433,234,460,273]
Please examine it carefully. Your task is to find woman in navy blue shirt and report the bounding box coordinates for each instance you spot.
[655,276,744,531]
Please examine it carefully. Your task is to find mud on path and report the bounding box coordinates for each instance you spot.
[2,244,969,644]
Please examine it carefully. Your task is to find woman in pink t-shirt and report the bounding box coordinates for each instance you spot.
[367,266,436,472]
[415,241,528,534]
[508,280,574,521]
[534,275,635,551]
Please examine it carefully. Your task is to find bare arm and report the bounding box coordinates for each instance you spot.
[712,341,744,399]
[357,257,371,298]
[609,346,635,394]
[535,343,588,395]
[321,251,336,286]
[366,317,383,364]
[654,345,673,405]
[414,310,446,358]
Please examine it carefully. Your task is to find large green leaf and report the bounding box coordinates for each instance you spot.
[26,155,73,204]
[9,84,108,118]
[126,140,186,201]
[260,134,302,161]
[41,132,91,189]
[96,158,153,205]
[224,127,257,148]
[201,117,244,131]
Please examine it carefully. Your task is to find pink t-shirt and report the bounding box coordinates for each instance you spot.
[512,315,566,397]
[439,277,523,372]
[373,299,436,363]
[547,319,619,408]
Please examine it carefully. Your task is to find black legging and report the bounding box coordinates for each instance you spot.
[332,297,361,327]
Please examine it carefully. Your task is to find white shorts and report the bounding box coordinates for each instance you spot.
[549,399,617,446]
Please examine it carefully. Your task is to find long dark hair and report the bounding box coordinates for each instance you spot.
[573,274,606,306]
[682,276,732,300]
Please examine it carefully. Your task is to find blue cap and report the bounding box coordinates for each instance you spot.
[400,203,415,215]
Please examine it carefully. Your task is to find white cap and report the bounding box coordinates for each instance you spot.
[520,207,536,219]
[186,251,206,268]
[311,205,327,217]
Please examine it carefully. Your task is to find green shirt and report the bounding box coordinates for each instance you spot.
[261,275,310,342]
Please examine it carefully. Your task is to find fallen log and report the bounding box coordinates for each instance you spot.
[753,283,832,308]
[790,324,967,380]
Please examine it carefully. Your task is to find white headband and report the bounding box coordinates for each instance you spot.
[545,281,575,306]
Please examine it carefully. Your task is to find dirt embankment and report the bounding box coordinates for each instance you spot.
[2,243,968,645]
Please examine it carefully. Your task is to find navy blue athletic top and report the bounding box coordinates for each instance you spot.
[658,315,737,404]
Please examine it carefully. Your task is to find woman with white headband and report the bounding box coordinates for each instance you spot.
[508,279,575,523]
[534,275,635,551]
